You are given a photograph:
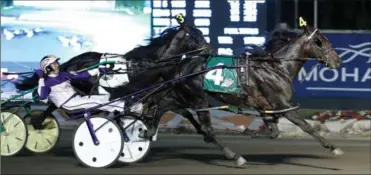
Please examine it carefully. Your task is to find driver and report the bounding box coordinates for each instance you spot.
[35,55,135,114]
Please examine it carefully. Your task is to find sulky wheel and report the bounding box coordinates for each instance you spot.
[118,117,151,163]
[24,110,60,154]
[73,117,124,168]
[1,112,28,156]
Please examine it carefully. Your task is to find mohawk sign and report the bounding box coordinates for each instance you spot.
[294,33,371,98]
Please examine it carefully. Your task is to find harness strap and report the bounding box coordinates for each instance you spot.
[236,56,241,88]
[235,56,248,95]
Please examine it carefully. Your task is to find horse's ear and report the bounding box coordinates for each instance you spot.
[298,17,310,33]
[175,13,185,27]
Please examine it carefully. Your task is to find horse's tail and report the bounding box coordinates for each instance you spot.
[14,73,39,91]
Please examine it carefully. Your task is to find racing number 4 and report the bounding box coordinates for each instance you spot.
[299,17,307,27]
[205,63,224,85]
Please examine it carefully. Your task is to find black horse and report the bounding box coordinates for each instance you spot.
[14,25,201,94]
[109,22,343,166]
[14,19,212,130]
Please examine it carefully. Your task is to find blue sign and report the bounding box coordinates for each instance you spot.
[294,33,371,98]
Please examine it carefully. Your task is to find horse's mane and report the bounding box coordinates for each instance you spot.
[124,27,181,59]
[264,27,300,53]
[59,51,102,71]
[242,44,269,57]
[241,25,299,57]
[187,26,207,45]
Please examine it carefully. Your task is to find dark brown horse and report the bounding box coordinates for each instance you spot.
[208,24,344,154]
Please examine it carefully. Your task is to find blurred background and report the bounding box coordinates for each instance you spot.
[1,0,370,113]
[1,0,151,95]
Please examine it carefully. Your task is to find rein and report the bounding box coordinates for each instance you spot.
[154,47,208,63]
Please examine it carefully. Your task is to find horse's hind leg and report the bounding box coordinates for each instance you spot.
[175,109,203,134]
[196,110,247,166]
[284,110,344,155]
[262,115,280,139]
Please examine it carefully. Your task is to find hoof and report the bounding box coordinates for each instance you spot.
[235,156,247,166]
[138,130,148,139]
[332,148,344,156]
[138,129,155,139]
[269,133,280,139]
[223,147,236,159]
[203,137,213,143]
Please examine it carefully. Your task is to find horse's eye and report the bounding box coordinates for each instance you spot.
[314,38,322,47]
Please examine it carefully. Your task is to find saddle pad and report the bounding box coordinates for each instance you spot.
[203,56,241,94]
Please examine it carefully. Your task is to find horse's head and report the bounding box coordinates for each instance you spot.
[157,13,212,58]
[125,14,211,61]
[299,17,342,69]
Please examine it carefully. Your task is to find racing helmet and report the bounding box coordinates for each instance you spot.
[40,55,60,74]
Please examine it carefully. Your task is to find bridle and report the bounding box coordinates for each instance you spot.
[304,28,335,67]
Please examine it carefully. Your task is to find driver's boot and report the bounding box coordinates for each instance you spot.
[30,113,47,130]
[31,118,45,130]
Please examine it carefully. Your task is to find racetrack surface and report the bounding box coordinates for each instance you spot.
[2,131,370,174]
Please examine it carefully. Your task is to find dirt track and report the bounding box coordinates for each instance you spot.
[1,132,370,174]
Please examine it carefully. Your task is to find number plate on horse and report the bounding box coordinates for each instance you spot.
[203,56,241,94]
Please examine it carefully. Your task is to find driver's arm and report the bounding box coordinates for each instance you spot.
[38,78,51,103]
[67,67,108,81]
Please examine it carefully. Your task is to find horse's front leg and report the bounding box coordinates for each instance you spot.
[196,109,247,166]
[138,107,164,139]
[283,110,344,155]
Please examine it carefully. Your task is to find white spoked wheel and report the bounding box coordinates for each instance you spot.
[118,118,151,163]
[1,112,28,156]
[73,117,124,168]
[25,112,60,154]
